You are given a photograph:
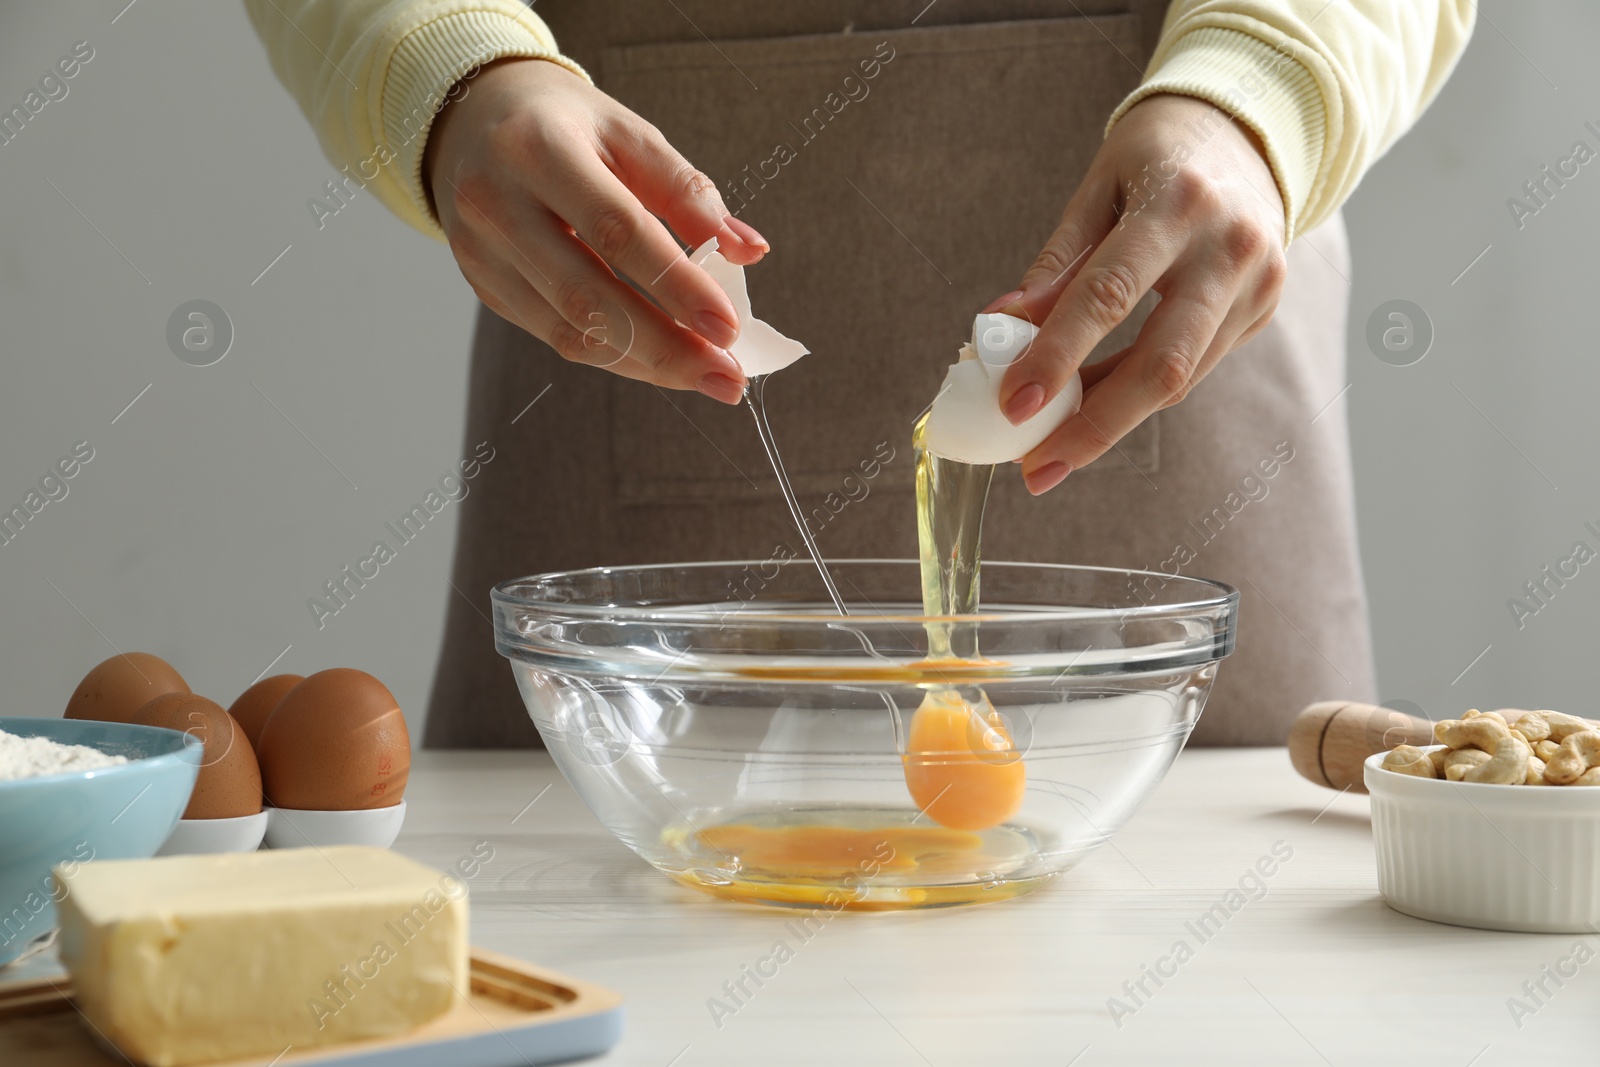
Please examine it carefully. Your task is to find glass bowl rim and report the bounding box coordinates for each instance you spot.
[491,558,1239,625]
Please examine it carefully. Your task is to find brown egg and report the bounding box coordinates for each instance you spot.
[132,694,262,819]
[227,674,305,752]
[65,653,190,723]
[256,668,410,810]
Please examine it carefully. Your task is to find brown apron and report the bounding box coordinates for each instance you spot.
[424,1,1378,748]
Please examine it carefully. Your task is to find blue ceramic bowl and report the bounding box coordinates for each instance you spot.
[0,716,201,965]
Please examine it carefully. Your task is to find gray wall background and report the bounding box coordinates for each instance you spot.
[0,1,1591,736]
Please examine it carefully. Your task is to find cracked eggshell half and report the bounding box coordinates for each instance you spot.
[688,237,808,377]
[923,313,1082,465]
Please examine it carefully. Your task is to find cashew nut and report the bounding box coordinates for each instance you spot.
[1381,744,1437,778]
[1541,710,1600,742]
[1462,736,1533,784]
[1514,712,1552,744]
[1543,730,1600,785]
[1442,748,1493,779]
[1445,750,1494,781]
[1435,716,1509,753]
[1526,756,1546,785]
[1405,707,1600,786]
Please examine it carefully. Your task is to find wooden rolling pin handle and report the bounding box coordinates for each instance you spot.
[1287,701,1435,794]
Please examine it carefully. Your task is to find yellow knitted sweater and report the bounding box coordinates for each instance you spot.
[244,1,1474,244]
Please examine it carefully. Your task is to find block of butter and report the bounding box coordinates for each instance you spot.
[55,846,468,1067]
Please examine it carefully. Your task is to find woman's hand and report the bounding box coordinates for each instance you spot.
[992,94,1288,493]
[425,58,768,404]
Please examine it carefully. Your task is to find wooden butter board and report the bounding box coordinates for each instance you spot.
[0,949,623,1066]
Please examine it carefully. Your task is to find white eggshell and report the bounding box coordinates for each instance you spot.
[972,312,1039,366]
[923,313,1082,464]
[688,237,809,377]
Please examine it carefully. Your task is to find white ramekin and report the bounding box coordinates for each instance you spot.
[1365,748,1600,933]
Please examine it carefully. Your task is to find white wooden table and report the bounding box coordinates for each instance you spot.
[17,749,1600,1064]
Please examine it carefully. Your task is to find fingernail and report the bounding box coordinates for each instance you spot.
[1025,461,1071,496]
[982,290,1025,314]
[696,372,746,405]
[692,310,739,349]
[723,215,769,250]
[1003,383,1046,425]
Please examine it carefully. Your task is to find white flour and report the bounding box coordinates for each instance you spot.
[0,726,127,781]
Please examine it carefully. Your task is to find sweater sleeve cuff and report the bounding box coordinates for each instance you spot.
[380,8,591,239]
[1105,26,1326,244]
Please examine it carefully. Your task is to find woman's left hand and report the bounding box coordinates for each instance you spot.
[992,93,1288,495]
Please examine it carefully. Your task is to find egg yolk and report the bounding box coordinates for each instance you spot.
[901,688,1026,831]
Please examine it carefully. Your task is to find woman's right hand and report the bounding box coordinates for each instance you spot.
[424,58,767,404]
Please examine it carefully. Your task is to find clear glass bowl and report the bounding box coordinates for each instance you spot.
[492,560,1237,910]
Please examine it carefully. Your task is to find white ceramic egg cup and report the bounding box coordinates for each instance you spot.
[263,799,406,849]
[156,811,269,856]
